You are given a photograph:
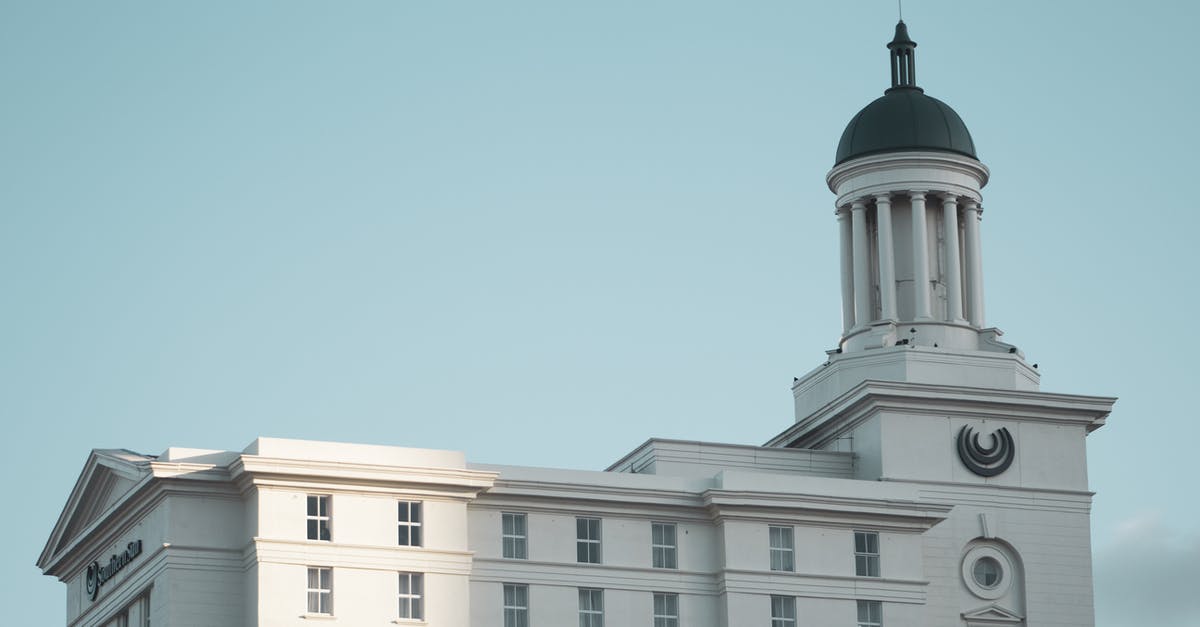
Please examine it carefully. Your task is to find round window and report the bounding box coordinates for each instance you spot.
[972,556,1003,588]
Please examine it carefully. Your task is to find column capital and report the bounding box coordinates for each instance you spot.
[962,200,981,211]
[873,193,893,204]
[938,191,960,203]
[908,190,929,201]
[851,199,868,211]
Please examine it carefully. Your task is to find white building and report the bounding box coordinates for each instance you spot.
[39,21,1114,627]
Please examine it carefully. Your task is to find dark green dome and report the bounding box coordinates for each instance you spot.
[834,20,977,165]
[835,89,977,165]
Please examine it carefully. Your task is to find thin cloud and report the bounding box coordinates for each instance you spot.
[1094,513,1200,626]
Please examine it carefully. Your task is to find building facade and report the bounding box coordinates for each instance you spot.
[39,22,1114,627]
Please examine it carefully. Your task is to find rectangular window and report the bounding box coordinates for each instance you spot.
[652,592,679,627]
[307,495,330,541]
[576,517,601,564]
[306,567,332,615]
[855,531,880,577]
[398,572,424,620]
[578,588,604,627]
[398,501,423,547]
[502,512,528,559]
[138,594,151,627]
[770,595,796,627]
[769,525,794,572]
[857,600,882,627]
[651,522,677,569]
[503,583,529,627]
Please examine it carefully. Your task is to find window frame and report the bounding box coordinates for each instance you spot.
[857,599,882,627]
[769,525,795,572]
[651,521,677,569]
[306,566,333,616]
[578,587,604,627]
[770,594,796,627]
[854,530,880,577]
[503,583,529,627]
[502,512,528,560]
[576,517,602,564]
[306,494,331,542]
[397,571,424,621]
[652,591,679,627]
[398,500,423,547]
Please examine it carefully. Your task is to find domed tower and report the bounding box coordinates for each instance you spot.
[830,20,993,355]
[772,23,1115,626]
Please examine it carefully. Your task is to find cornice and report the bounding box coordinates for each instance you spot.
[230,455,497,493]
[826,150,990,195]
[702,489,950,532]
[769,379,1115,449]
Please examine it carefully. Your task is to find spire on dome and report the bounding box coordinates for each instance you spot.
[886,21,922,93]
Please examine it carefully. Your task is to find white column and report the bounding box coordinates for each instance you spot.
[910,192,932,319]
[837,207,855,333]
[963,200,985,327]
[851,200,872,326]
[941,194,964,322]
[874,194,897,320]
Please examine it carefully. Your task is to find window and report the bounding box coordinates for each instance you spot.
[576,517,601,564]
[770,595,796,627]
[106,593,151,627]
[857,600,882,627]
[854,531,880,577]
[398,572,424,620]
[972,556,1002,588]
[651,522,677,569]
[652,592,679,627]
[307,495,330,541]
[769,525,794,572]
[502,512,528,559]
[503,583,529,627]
[578,588,604,627]
[138,594,151,627]
[306,567,332,615]
[398,501,423,547]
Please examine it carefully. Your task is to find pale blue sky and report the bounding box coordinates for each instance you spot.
[3,1,1197,624]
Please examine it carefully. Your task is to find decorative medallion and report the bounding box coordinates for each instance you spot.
[956,425,1015,477]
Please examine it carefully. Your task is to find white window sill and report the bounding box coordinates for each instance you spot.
[392,620,427,625]
[301,613,336,620]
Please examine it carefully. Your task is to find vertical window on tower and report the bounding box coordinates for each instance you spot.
[857,600,882,627]
[502,512,528,559]
[770,595,796,627]
[503,583,529,627]
[651,522,677,569]
[769,525,795,572]
[652,592,679,627]
[854,531,880,577]
[576,517,602,563]
[397,572,424,621]
[398,501,423,547]
[578,588,604,627]
[306,495,331,541]
[306,567,332,615]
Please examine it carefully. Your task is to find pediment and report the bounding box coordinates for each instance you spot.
[962,603,1024,625]
[38,450,153,573]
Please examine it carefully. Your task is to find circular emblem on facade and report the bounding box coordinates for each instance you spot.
[85,562,99,600]
[956,425,1015,477]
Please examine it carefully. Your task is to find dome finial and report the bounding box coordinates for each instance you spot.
[886,20,922,93]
